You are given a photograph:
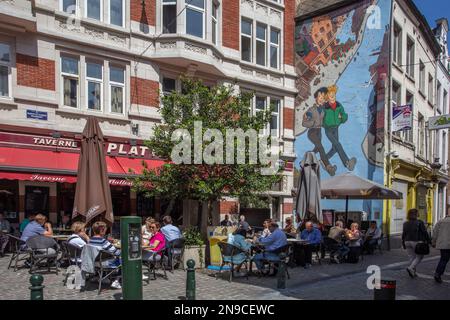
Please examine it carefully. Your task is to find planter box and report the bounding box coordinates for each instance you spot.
[184,245,206,269]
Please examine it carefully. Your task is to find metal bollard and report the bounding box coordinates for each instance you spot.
[374,279,396,300]
[186,259,196,300]
[29,275,45,300]
[277,253,286,289]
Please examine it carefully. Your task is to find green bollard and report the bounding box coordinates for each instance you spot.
[186,259,196,300]
[29,275,44,300]
[277,253,286,289]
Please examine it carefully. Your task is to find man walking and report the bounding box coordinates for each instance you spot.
[432,212,450,283]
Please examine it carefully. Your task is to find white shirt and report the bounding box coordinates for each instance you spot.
[68,234,87,248]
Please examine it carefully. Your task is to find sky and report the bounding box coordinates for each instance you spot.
[413,0,450,51]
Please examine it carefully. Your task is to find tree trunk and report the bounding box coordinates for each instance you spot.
[164,199,175,216]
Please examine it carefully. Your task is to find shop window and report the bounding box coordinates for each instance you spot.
[137,192,155,217]
[0,180,19,222]
[110,185,130,217]
[25,186,49,217]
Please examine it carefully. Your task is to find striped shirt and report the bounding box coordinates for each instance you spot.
[89,236,121,257]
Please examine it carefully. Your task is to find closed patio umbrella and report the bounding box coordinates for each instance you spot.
[72,117,113,226]
[294,152,322,223]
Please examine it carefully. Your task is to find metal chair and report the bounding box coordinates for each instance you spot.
[6,234,31,271]
[94,250,122,295]
[143,247,168,282]
[61,241,83,285]
[322,237,340,264]
[167,238,185,272]
[257,244,291,279]
[217,241,251,282]
[26,235,59,274]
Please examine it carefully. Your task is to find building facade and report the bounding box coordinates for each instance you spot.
[294,0,449,243]
[0,0,297,229]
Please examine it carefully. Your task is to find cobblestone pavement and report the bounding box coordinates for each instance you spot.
[0,248,449,300]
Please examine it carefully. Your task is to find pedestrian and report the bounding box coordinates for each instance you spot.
[402,208,431,278]
[432,212,450,283]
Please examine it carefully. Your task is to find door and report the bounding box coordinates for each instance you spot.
[390,181,407,235]
[25,186,50,217]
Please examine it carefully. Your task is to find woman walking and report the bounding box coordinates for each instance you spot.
[402,208,431,278]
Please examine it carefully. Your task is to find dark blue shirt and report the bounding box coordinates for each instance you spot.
[301,228,322,245]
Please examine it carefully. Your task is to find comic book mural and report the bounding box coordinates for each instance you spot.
[294,0,391,222]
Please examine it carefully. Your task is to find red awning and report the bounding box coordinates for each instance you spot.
[0,146,163,185]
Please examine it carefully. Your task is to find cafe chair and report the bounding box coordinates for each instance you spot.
[322,237,340,264]
[94,250,122,295]
[6,234,31,271]
[26,235,59,274]
[217,241,251,282]
[258,244,291,279]
[167,238,185,272]
[143,247,168,282]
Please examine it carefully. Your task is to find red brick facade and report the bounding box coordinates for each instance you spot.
[16,53,55,90]
[284,0,295,66]
[131,0,156,26]
[283,107,294,130]
[222,0,240,51]
[130,77,159,107]
[283,203,293,215]
[220,200,239,214]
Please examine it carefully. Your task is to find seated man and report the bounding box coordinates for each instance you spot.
[363,221,382,254]
[327,220,350,263]
[89,221,121,289]
[220,214,233,227]
[20,213,53,244]
[226,228,252,273]
[300,221,322,268]
[283,217,297,234]
[161,216,182,244]
[252,222,287,274]
[261,219,272,238]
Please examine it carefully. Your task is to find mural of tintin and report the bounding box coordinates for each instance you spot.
[323,85,356,171]
[302,87,337,176]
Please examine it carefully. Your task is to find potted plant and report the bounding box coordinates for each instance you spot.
[183,227,206,269]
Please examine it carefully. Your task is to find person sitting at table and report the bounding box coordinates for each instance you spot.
[238,215,252,232]
[261,219,272,238]
[0,212,11,257]
[345,222,362,263]
[19,213,35,234]
[362,221,382,255]
[283,217,297,234]
[220,214,233,227]
[252,222,287,274]
[20,213,53,244]
[58,214,71,230]
[143,222,166,261]
[142,217,155,246]
[68,221,90,248]
[161,216,182,244]
[89,221,121,289]
[226,228,252,274]
[300,221,322,268]
[327,220,349,263]
[43,216,53,234]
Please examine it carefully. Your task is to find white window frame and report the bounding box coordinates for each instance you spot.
[256,23,267,67]
[269,27,280,69]
[186,0,205,39]
[60,55,80,108]
[212,2,219,45]
[241,18,253,63]
[108,0,125,27]
[406,36,414,78]
[85,60,103,111]
[162,0,177,34]
[0,42,12,99]
[437,81,442,112]
[393,22,402,65]
[419,60,425,95]
[428,74,434,105]
[85,0,103,22]
[109,65,125,114]
[269,97,280,137]
[60,0,79,14]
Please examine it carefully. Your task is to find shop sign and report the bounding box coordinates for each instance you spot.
[429,114,450,130]
[26,110,48,121]
[106,143,151,158]
[392,104,412,132]
[29,174,73,183]
[109,179,133,186]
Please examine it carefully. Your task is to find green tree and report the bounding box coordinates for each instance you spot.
[132,78,281,235]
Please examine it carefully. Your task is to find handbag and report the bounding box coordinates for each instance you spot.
[414,221,430,255]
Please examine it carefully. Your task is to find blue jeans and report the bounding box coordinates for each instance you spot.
[435,249,450,276]
[253,252,280,270]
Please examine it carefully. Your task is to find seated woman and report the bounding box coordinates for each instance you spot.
[142,217,155,246]
[68,221,90,248]
[345,223,362,263]
[142,222,166,262]
[226,228,252,268]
